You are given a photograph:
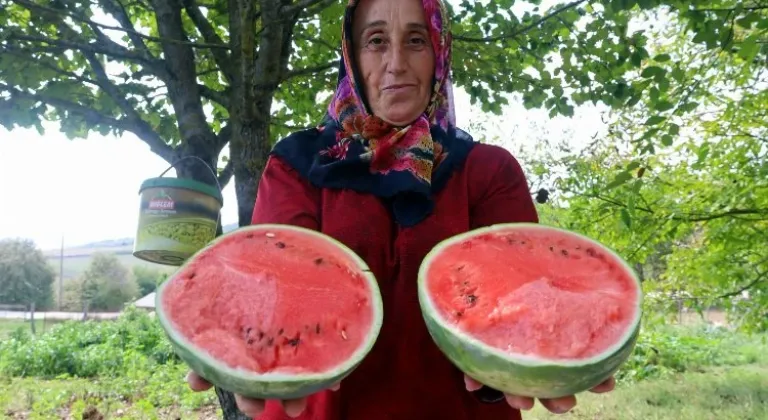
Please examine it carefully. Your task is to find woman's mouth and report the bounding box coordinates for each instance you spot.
[383,84,416,92]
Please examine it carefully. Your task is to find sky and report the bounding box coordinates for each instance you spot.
[0,0,610,251]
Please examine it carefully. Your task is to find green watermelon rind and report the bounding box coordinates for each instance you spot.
[155,223,384,400]
[417,222,643,399]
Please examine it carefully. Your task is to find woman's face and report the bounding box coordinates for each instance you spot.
[352,0,435,126]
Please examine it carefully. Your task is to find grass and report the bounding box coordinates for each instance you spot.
[526,365,768,420]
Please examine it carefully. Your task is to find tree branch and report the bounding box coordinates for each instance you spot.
[715,269,767,300]
[182,0,234,81]
[216,123,233,150]
[280,0,335,16]
[199,84,230,107]
[217,160,234,188]
[97,0,154,59]
[10,0,228,50]
[588,192,768,222]
[0,83,175,162]
[281,60,337,82]
[83,51,171,160]
[453,0,588,43]
[8,32,153,65]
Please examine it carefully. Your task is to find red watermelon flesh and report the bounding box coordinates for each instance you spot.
[425,227,639,360]
[160,226,377,375]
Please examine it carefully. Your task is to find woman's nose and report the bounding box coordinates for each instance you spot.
[386,45,408,74]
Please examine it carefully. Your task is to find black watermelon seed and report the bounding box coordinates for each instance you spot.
[278,328,284,335]
[549,246,554,252]
[189,272,196,279]
[288,338,300,347]
[466,294,477,305]
[586,248,597,257]
[316,324,321,334]
[258,331,264,340]
[455,311,463,318]
[314,258,324,265]
[561,249,569,256]
[276,242,286,249]
[247,338,254,344]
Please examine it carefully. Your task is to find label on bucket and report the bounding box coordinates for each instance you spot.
[133,186,221,266]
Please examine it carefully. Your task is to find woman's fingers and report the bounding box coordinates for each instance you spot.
[539,395,577,414]
[281,398,309,418]
[589,376,616,393]
[185,371,213,392]
[463,375,483,392]
[503,394,534,411]
[235,394,267,417]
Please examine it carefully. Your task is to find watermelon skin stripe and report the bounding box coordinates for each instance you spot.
[417,223,643,400]
[155,224,384,400]
[420,311,640,399]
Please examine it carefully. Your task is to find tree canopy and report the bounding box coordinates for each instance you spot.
[0,238,56,310]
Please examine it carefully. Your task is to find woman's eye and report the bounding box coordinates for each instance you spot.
[409,37,427,45]
[368,37,384,46]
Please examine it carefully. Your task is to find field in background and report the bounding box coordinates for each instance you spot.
[40,223,239,280]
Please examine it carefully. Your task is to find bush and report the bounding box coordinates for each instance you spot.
[0,306,178,378]
[615,322,766,383]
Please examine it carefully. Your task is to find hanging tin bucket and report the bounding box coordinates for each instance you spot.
[133,156,223,266]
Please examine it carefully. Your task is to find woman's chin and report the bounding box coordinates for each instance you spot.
[377,107,424,127]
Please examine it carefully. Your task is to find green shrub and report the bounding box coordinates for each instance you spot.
[615,322,766,383]
[0,306,178,378]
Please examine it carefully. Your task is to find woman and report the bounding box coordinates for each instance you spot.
[187,0,615,418]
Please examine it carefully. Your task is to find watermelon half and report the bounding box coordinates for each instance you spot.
[418,223,642,399]
[155,224,384,400]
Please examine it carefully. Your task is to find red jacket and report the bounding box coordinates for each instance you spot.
[251,142,538,420]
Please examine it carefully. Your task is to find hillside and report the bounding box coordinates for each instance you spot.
[44,223,239,280]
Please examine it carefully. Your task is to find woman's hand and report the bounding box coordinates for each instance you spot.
[463,374,616,414]
[186,370,340,418]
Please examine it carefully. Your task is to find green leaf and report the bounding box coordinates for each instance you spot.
[620,208,632,228]
[606,170,633,190]
[737,35,760,62]
[654,100,674,112]
[661,134,673,146]
[641,66,665,78]
[653,53,671,62]
[645,115,666,126]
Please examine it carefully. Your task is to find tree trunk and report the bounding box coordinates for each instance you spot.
[211,0,299,417]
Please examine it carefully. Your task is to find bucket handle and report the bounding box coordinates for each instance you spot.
[158,155,224,194]
[157,155,225,232]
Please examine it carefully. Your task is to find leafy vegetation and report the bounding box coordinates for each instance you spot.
[0,308,764,419]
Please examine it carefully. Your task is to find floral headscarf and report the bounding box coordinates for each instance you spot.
[271,0,475,226]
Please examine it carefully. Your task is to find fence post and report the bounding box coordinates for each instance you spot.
[29,301,36,335]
